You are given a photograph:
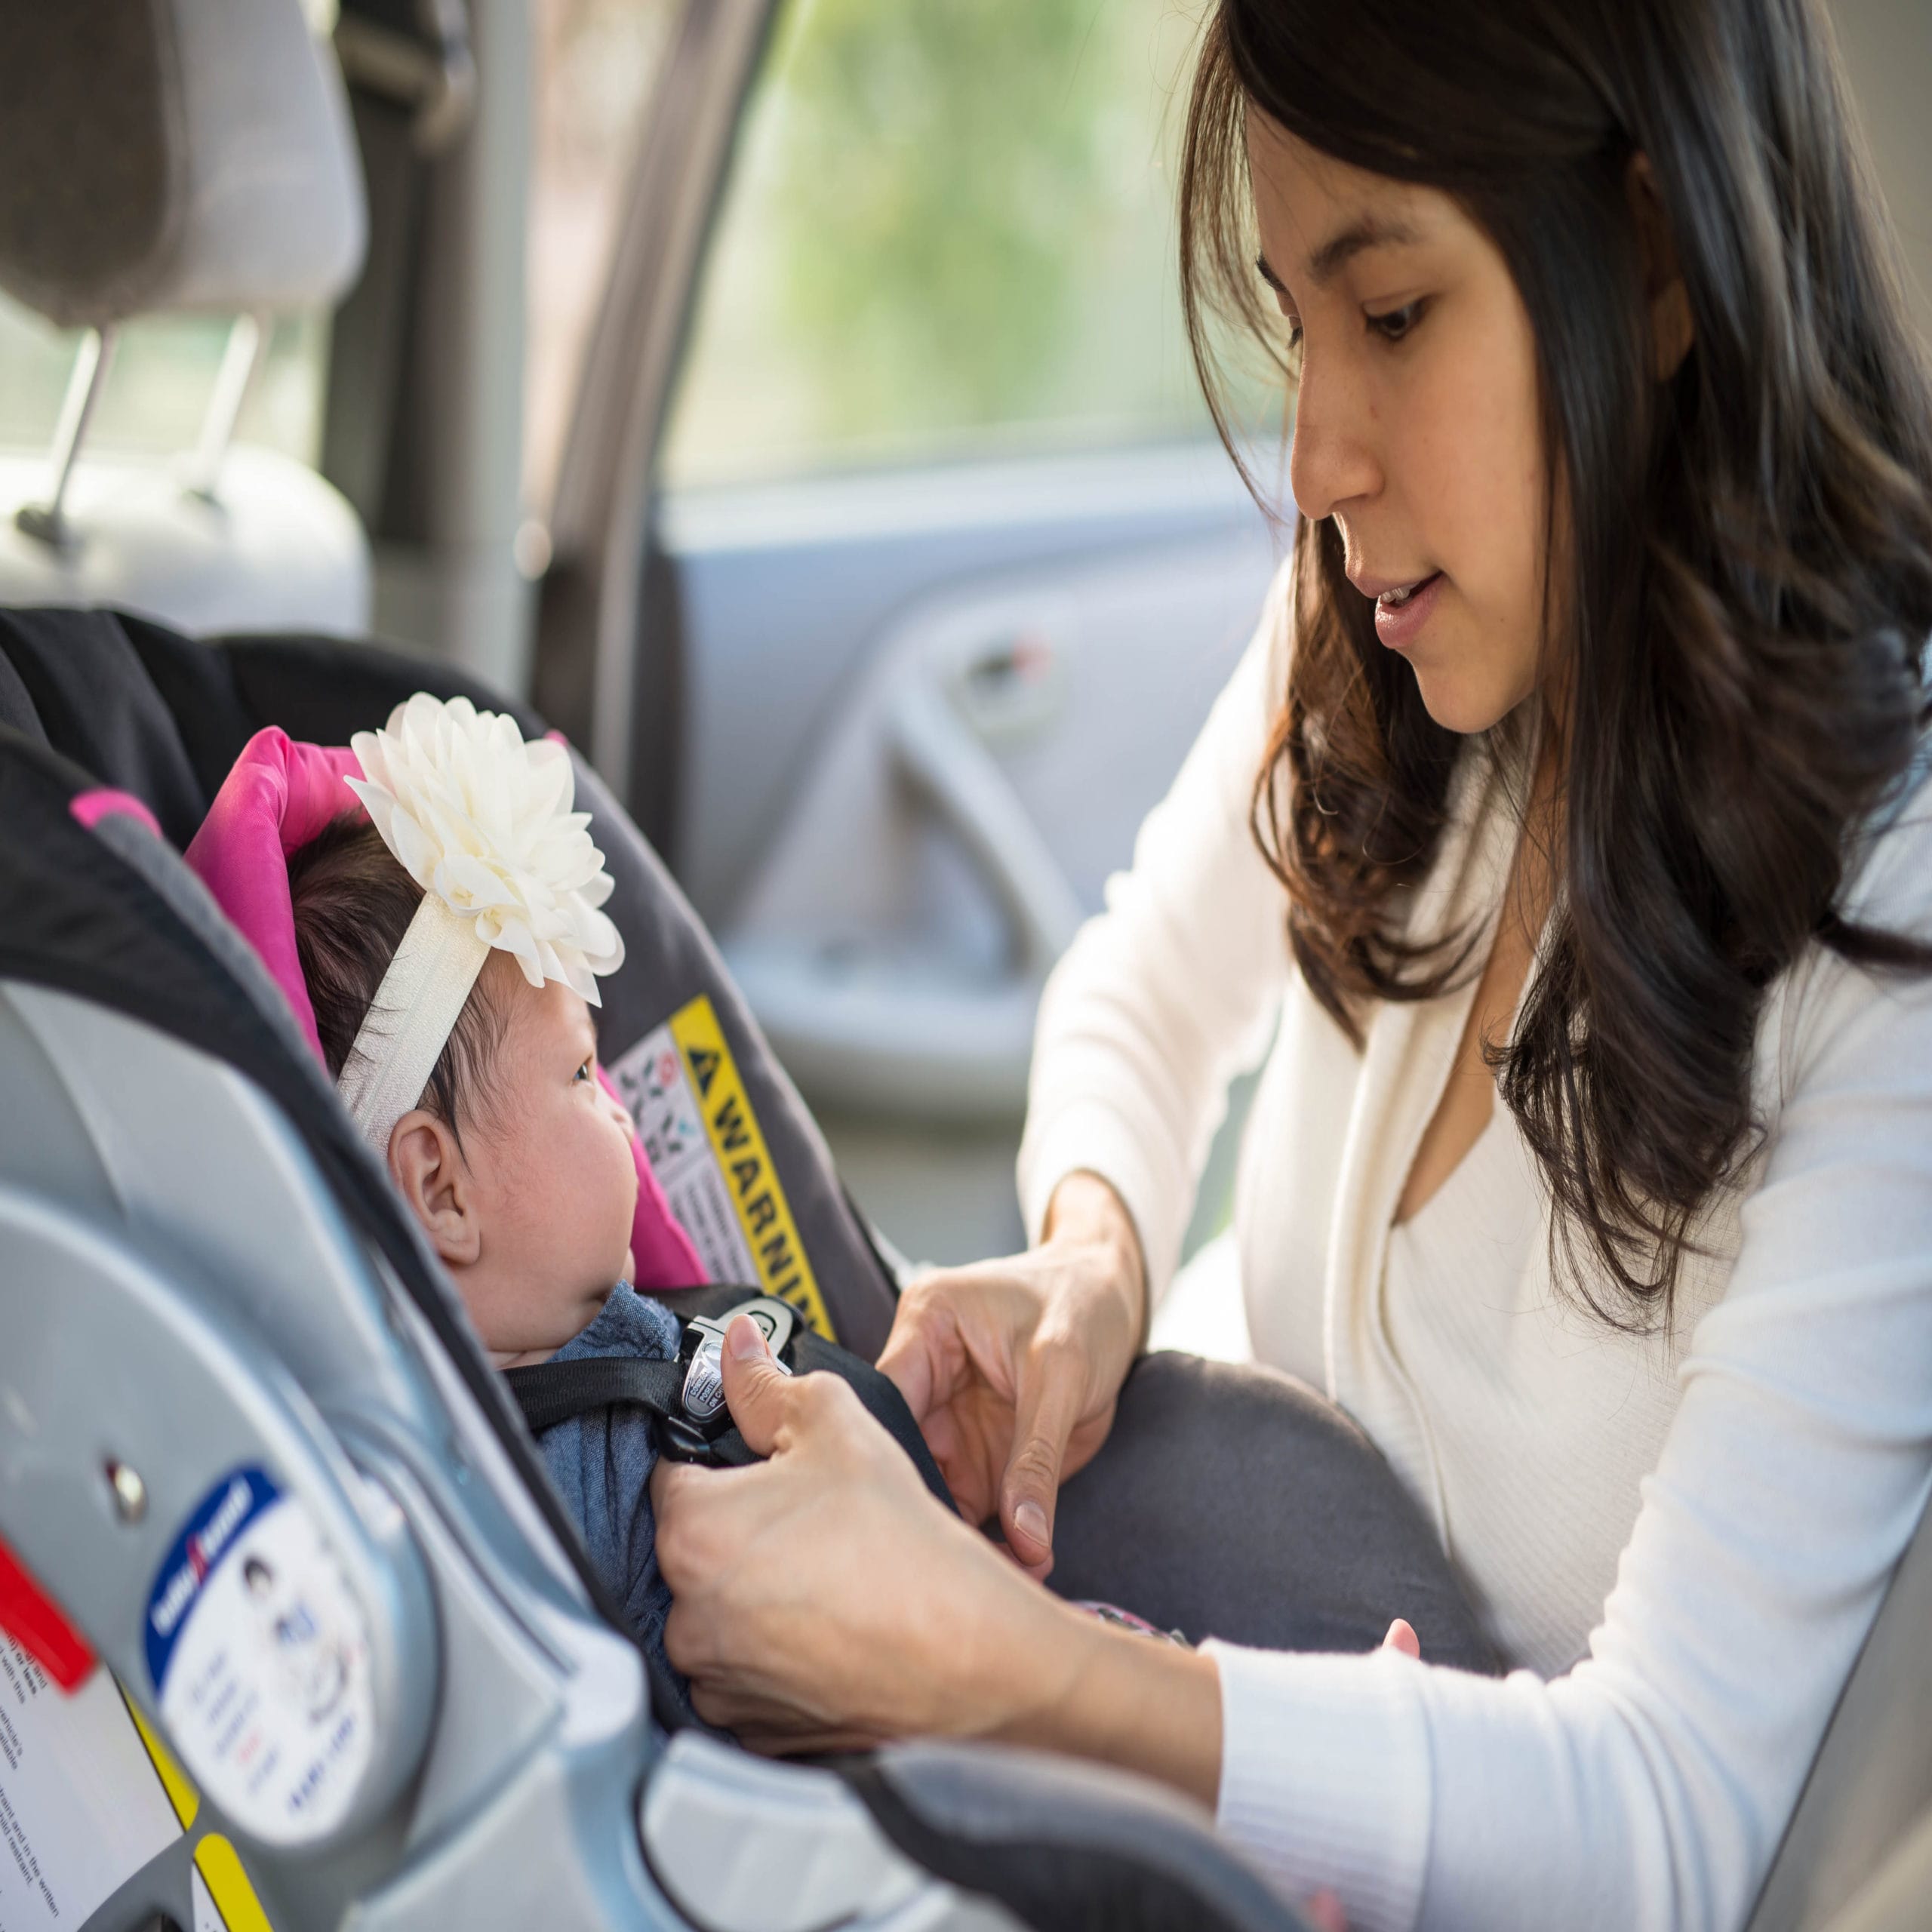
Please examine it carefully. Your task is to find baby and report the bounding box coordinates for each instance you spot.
[190,695,697,1714]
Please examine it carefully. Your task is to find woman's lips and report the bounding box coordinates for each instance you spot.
[1371,571,1444,650]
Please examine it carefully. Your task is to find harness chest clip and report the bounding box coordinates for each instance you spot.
[660,1296,796,1464]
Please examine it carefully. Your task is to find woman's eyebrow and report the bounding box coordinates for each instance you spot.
[1258,214,1424,297]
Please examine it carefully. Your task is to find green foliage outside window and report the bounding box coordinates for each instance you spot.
[662,0,1246,488]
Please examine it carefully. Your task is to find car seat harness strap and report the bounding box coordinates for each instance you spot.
[505,1293,955,1509]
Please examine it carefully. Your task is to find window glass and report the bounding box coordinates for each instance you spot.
[525,0,683,515]
[0,303,329,464]
[660,0,1222,490]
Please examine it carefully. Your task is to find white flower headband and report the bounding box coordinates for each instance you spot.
[334,694,625,1154]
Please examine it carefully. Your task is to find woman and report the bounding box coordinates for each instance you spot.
[652,0,1932,1922]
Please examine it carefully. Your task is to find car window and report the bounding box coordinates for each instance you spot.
[0,304,330,465]
[659,0,1223,491]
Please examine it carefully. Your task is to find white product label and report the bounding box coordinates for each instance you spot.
[0,1636,180,1927]
[609,1020,759,1286]
[144,1467,373,1846]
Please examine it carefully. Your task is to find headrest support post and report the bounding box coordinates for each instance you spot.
[14,325,118,553]
[183,310,269,505]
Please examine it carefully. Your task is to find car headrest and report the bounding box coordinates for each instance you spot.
[0,0,366,329]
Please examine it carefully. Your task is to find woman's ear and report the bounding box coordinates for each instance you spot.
[1627,152,1695,380]
[388,1109,479,1268]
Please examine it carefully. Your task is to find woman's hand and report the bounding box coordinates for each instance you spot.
[652,1315,1107,1750]
[875,1171,1147,1576]
[651,1315,1223,1804]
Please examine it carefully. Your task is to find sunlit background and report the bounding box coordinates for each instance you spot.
[0,0,1243,524]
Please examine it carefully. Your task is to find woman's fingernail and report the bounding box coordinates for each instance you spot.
[726,1315,768,1361]
[1014,1500,1049,1550]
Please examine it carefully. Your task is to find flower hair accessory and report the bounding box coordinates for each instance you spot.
[334,693,625,1153]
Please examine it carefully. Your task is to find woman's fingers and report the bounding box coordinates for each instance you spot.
[1303,1888,1349,1932]
[998,1340,1085,1573]
[874,1288,944,1417]
[715,1314,794,1453]
[1381,1617,1420,1658]
[876,1266,1004,1420]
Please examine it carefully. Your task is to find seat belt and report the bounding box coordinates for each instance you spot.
[505,1294,956,1512]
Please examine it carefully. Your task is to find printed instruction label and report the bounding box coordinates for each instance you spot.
[144,1467,373,1847]
[0,1635,180,1927]
[608,994,835,1339]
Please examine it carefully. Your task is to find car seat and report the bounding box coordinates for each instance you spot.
[0,602,1315,1932]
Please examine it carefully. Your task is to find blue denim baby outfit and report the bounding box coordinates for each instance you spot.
[534,1282,691,1721]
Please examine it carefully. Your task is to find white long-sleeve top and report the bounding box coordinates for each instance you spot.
[1015,564,1932,1931]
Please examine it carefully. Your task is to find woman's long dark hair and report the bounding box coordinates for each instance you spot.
[1181,0,1932,1327]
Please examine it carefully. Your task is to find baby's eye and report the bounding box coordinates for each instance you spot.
[574,1057,594,1083]
[1367,299,1426,343]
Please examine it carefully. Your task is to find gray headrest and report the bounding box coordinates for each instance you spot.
[0,0,367,329]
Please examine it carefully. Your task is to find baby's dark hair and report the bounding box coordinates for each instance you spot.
[289,815,507,1142]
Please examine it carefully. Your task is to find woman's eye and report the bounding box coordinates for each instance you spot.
[1367,299,1426,343]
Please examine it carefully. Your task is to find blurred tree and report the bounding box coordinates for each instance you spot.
[663,0,1217,485]
[769,0,1148,430]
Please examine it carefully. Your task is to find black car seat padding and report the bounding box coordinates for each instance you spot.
[1050,1352,1499,1672]
[0,606,212,847]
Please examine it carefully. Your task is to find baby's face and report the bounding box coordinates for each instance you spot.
[451,974,638,1362]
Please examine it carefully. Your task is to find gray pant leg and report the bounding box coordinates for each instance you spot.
[1046,1351,1499,1675]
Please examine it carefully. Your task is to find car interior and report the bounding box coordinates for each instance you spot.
[0,2,1928,1929]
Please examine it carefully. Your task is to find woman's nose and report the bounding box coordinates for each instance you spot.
[1288,358,1381,525]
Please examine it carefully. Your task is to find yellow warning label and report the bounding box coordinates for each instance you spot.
[121,1683,275,1929]
[195,1833,275,1932]
[668,995,835,1340]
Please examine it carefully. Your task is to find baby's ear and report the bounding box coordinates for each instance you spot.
[388,1109,478,1267]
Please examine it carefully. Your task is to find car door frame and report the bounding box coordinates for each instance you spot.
[533,0,778,843]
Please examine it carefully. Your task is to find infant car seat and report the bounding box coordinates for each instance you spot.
[0,605,1312,1932]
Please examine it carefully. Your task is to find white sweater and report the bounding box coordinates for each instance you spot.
[1016,565,1932,1931]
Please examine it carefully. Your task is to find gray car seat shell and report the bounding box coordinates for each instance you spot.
[0,607,1311,1932]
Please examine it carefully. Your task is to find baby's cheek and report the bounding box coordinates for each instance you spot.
[601,1115,641,1260]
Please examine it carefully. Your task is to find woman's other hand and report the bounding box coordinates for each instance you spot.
[875,1171,1147,1577]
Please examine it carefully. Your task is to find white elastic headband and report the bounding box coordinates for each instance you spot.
[335,694,625,1157]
